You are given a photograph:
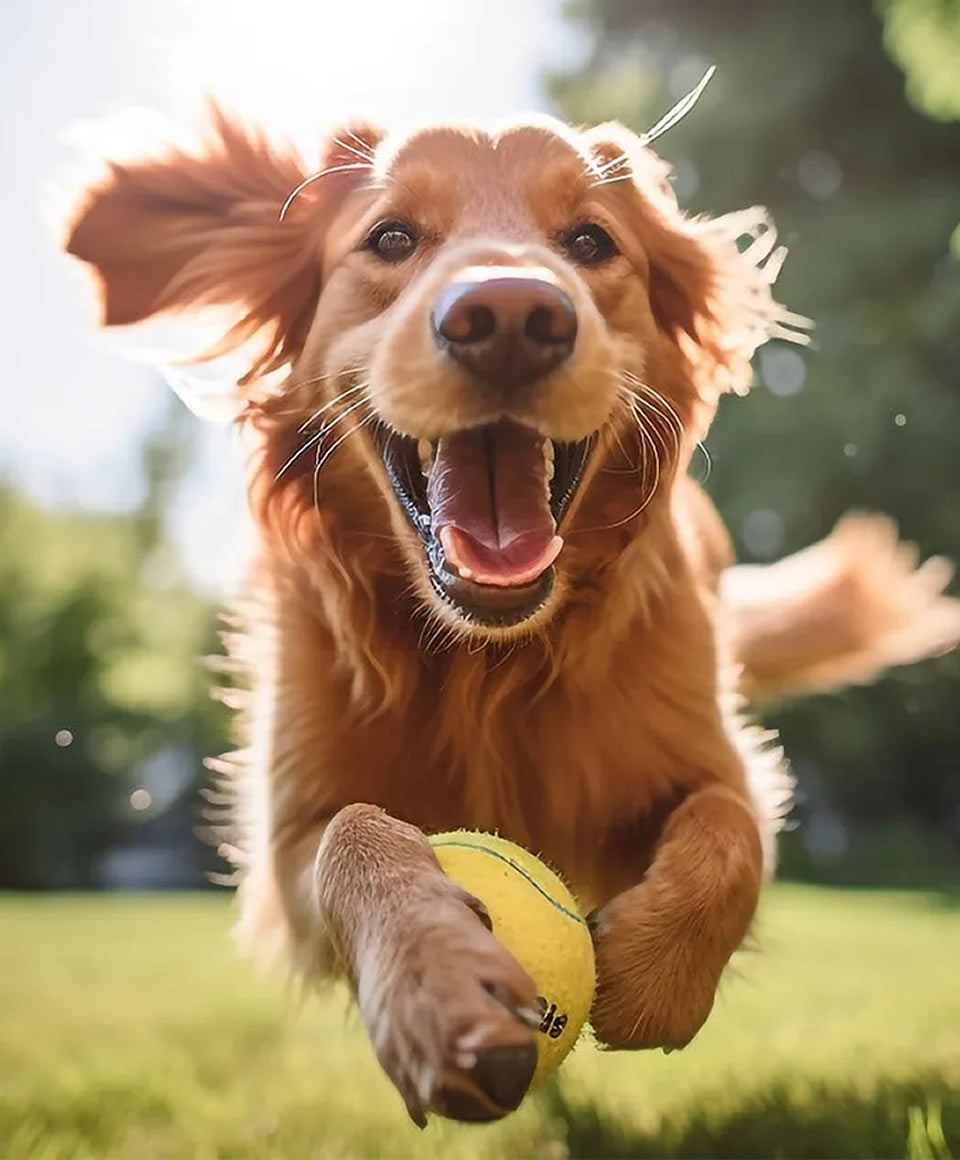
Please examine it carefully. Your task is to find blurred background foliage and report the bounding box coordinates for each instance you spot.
[0,399,226,888]
[1,0,958,889]
[883,0,960,128]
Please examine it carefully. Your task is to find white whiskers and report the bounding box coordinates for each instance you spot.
[332,135,377,165]
[296,380,370,434]
[587,66,717,190]
[275,386,372,481]
[279,161,375,222]
[312,407,376,513]
[640,66,716,148]
[575,374,688,534]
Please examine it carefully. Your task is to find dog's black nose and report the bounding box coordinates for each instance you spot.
[432,267,577,386]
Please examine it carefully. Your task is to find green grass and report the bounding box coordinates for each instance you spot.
[1,887,958,1159]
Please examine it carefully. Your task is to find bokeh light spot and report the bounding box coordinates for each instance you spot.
[760,346,807,397]
[796,150,844,200]
[130,789,152,811]
[742,509,785,558]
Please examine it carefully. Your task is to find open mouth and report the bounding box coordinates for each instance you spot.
[374,419,593,626]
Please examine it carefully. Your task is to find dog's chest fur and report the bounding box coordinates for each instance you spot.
[245,580,738,911]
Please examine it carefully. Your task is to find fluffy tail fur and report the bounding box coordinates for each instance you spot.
[723,514,960,702]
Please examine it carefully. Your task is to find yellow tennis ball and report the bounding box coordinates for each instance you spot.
[429,830,595,1087]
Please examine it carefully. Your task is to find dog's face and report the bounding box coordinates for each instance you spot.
[66,110,792,639]
[302,121,674,632]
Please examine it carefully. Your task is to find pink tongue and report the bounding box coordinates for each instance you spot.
[427,421,561,587]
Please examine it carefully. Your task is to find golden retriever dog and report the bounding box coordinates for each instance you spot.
[64,104,960,1125]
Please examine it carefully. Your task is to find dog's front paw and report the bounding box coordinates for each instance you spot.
[359,878,540,1127]
[588,890,721,1052]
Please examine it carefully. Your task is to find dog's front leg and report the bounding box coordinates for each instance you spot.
[589,783,764,1050]
[306,804,539,1125]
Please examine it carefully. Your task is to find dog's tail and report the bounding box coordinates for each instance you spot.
[722,514,960,702]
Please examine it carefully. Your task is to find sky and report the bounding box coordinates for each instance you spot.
[0,0,579,592]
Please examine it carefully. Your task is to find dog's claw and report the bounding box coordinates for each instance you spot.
[516,1005,543,1029]
[470,1041,538,1113]
[484,983,543,1030]
[434,1041,537,1122]
[409,1107,427,1130]
[460,891,493,931]
[483,979,529,1016]
[586,909,606,938]
[403,1091,428,1129]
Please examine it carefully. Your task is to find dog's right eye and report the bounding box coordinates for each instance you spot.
[366,220,419,263]
[562,223,618,266]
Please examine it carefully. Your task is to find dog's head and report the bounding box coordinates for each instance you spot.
[65,107,800,639]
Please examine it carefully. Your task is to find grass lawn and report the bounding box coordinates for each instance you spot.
[1,886,958,1159]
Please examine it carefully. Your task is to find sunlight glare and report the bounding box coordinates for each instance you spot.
[167,0,569,140]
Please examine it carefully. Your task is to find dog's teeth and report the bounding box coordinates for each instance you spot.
[417,438,433,475]
[543,439,556,482]
[457,565,475,581]
[541,441,556,495]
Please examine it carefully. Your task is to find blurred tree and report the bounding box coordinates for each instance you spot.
[881,0,960,253]
[551,0,960,875]
[0,394,227,888]
[882,0,960,122]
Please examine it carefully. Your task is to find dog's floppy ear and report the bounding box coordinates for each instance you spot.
[64,106,383,416]
[584,123,809,405]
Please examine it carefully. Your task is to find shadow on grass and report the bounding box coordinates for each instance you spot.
[535,1074,959,1159]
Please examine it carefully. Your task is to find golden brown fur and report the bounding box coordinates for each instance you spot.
[64,105,960,1125]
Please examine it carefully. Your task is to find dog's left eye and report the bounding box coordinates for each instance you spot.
[366,220,419,262]
[562,223,619,266]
